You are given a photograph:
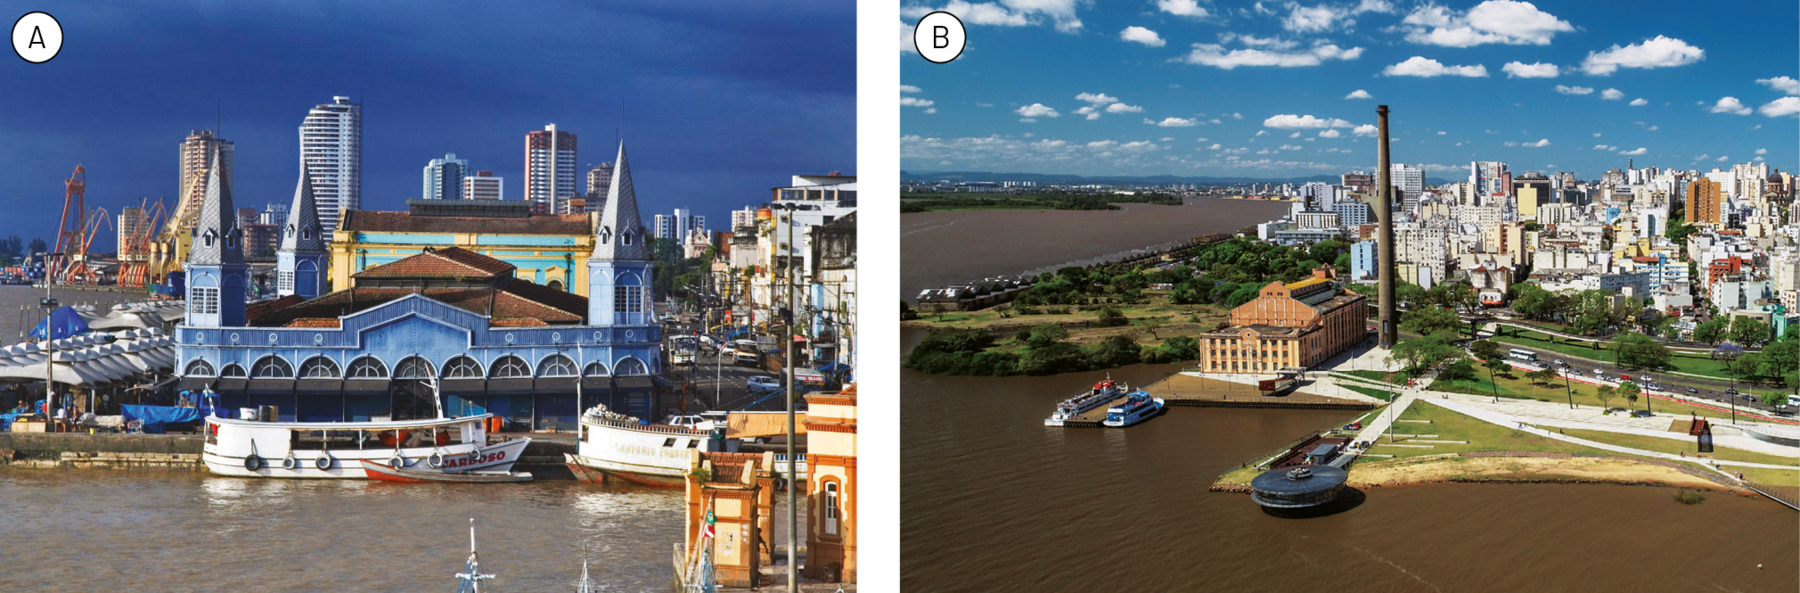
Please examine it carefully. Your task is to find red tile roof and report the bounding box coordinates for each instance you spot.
[340,210,592,236]
[352,246,517,279]
[250,282,588,327]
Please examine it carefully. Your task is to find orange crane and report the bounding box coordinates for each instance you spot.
[117,197,167,288]
[47,165,86,284]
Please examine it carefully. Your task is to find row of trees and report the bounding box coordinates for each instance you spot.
[0,236,47,267]
[903,318,1201,377]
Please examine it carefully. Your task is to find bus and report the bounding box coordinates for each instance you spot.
[670,336,698,366]
[1507,348,1537,362]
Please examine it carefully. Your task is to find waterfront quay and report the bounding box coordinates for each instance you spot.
[1054,374,1374,428]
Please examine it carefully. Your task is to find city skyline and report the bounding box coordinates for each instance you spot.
[0,1,855,252]
[899,0,1798,179]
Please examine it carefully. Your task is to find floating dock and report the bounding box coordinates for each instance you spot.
[1051,374,1373,428]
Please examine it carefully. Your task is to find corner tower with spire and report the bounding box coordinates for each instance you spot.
[276,163,327,298]
[184,146,248,327]
[587,140,654,327]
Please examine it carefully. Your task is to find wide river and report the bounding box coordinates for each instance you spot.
[0,469,810,591]
[901,332,1798,592]
[900,197,1290,302]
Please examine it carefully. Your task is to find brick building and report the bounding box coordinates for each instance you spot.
[1199,267,1367,373]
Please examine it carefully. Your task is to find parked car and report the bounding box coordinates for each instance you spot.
[664,415,716,431]
[1685,387,1698,394]
[1344,422,1364,430]
[1593,368,1605,377]
[746,376,782,393]
[1554,359,1566,366]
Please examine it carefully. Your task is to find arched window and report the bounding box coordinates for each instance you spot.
[614,357,648,376]
[250,356,294,378]
[219,363,247,378]
[443,356,483,378]
[537,354,577,377]
[489,355,530,378]
[298,356,341,379]
[547,279,565,292]
[184,359,216,377]
[582,361,610,377]
[824,481,841,536]
[347,356,388,379]
[394,356,435,379]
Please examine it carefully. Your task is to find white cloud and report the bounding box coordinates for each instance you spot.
[901,97,936,107]
[1232,112,1243,119]
[1016,103,1060,118]
[1716,155,1728,162]
[1620,147,1647,155]
[1207,143,1222,150]
[1756,76,1800,95]
[1523,138,1550,147]
[1075,92,1118,105]
[1263,114,1353,128]
[1282,4,1347,33]
[1501,61,1559,78]
[1223,33,1299,50]
[901,85,923,93]
[925,108,937,114]
[1210,118,1222,124]
[1288,132,1301,138]
[1197,137,1208,142]
[1345,89,1372,99]
[1692,154,1708,161]
[901,21,917,52]
[1106,103,1143,113]
[1592,132,1601,137]
[1399,0,1574,47]
[1318,129,1341,138]
[1554,85,1593,95]
[1647,125,1657,131]
[1759,97,1800,117]
[1592,144,1610,150]
[1749,124,1761,130]
[1756,148,1768,154]
[1581,35,1704,76]
[1074,106,1100,120]
[1600,88,1624,100]
[1382,56,1488,78]
[1708,97,1751,115]
[976,102,994,107]
[1255,130,1268,136]
[1279,144,1302,150]
[1121,26,1166,47]
[1147,117,1198,127]
[1157,0,1211,18]
[1437,131,1446,135]
[1629,98,1647,106]
[1019,118,1037,123]
[1179,42,1363,69]
[1352,124,1378,137]
[902,0,1084,33]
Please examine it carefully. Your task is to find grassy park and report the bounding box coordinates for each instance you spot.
[1362,401,1613,460]
[1556,427,1800,468]
[1489,328,1736,377]
[1426,362,1784,424]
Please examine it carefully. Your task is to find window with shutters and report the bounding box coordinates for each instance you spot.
[193,287,220,315]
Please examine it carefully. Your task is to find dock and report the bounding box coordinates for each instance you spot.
[1052,374,1374,428]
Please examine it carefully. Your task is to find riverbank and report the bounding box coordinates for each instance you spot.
[0,431,579,473]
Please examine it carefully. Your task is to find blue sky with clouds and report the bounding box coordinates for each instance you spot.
[900,0,1798,180]
[0,1,854,252]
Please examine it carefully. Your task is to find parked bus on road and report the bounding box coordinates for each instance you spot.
[1507,348,1537,362]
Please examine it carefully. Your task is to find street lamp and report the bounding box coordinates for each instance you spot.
[771,201,800,593]
[1715,342,1744,425]
[1562,369,1574,410]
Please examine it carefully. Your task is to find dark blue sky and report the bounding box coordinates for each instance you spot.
[0,1,855,252]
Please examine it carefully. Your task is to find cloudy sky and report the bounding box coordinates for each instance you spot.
[900,0,1797,179]
[0,1,854,252]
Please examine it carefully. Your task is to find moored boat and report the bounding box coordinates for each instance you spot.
[566,404,717,487]
[1045,375,1129,426]
[202,414,531,479]
[360,459,533,483]
[1101,391,1165,428]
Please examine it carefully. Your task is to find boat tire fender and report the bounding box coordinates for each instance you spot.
[389,455,407,469]
[428,451,445,469]
[315,453,332,470]
[243,455,263,472]
[281,453,298,470]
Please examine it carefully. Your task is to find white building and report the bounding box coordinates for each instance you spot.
[525,124,578,214]
[299,96,361,239]
[462,171,503,201]
[421,153,467,200]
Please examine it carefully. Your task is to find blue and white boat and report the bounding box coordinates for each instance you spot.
[1101,391,1165,427]
[1044,376,1129,426]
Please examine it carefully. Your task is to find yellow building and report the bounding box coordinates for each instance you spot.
[805,384,857,583]
[1199,268,1366,373]
[328,200,595,295]
[1517,186,1539,218]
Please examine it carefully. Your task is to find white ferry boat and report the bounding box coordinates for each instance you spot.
[1101,391,1165,428]
[564,404,716,488]
[202,413,530,479]
[1044,376,1130,426]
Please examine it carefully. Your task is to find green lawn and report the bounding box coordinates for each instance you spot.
[1428,366,1783,424]
[1340,384,1394,402]
[1489,329,1736,377]
[1738,467,1800,486]
[1557,428,1799,467]
[1365,400,1614,459]
[1343,369,1411,384]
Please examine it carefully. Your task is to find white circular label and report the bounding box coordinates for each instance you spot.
[12,12,61,64]
[913,11,965,64]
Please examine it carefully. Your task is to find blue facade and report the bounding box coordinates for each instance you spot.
[1350,241,1376,282]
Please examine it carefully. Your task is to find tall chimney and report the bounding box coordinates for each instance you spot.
[1377,105,1397,348]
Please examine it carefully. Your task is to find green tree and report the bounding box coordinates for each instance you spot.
[1026,324,1068,348]
[901,300,919,321]
[1094,306,1129,328]
[1762,340,1799,394]
[1397,284,1429,308]
[1438,357,1479,384]
[1140,318,1164,340]
[1469,340,1504,362]
[1020,342,1087,375]
[1084,335,1142,368]
[1225,285,1262,308]
[1596,384,1618,410]
[1390,334,1461,373]
[1619,380,1643,414]
[1401,306,1461,336]
[1613,332,1672,370]
[1333,252,1352,274]
[1694,318,1729,345]
[1729,316,1771,347]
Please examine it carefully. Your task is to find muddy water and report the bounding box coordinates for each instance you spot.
[900,344,1799,592]
[0,470,803,592]
[900,198,1289,302]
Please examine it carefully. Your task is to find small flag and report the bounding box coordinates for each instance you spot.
[700,509,717,539]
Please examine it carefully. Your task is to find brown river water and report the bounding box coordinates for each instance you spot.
[900,330,1799,592]
[0,468,812,591]
[900,198,1290,303]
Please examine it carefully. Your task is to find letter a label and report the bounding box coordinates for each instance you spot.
[12,12,62,63]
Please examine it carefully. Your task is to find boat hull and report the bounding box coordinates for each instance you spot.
[570,418,714,488]
[564,453,688,487]
[360,460,533,483]
[203,438,530,479]
[1102,398,1166,428]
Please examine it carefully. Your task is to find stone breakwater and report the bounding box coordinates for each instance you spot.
[1210,451,1757,496]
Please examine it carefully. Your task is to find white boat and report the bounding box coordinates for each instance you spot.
[1045,376,1129,426]
[203,414,531,479]
[1101,391,1165,428]
[200,376,530,479]
[566,404,715,488]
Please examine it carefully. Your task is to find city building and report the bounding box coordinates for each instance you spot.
[300,96,362,239]
[526,124,578,214]
[1688,178,1723,225]
[805,384,858,583]
[328,199,595,295]
[1390,163,1423,201]
[175,140,664,426]
[421,153,468,200]
[463,170,504,201]
[117,207,150,261]
[1349,241,1376,282]
[276,163,328,299]
[586,162,614,201]
[1333,200,1372,228]
[1198,267,1367,373]
[260,203,289,227]
[177,129,234,232]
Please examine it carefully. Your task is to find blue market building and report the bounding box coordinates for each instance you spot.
[175,142,664,429]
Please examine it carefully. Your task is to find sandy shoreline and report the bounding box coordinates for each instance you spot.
[1212,454,1750,495]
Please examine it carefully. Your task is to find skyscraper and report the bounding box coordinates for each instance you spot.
[1470,161,1507,201]
[1688,178,1723,224]
[526,124,578,214]
[422,153,468,200]
[463,171,504,201]
[299,96,362,239]
[1390,163,1423,199]
[587,162,614,197]
[178,130,233,231]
